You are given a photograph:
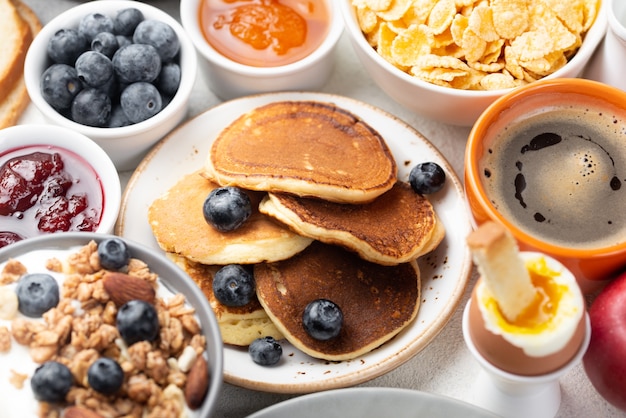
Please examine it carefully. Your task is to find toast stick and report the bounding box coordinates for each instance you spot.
[467,221,537,322]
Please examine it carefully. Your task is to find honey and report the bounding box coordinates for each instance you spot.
[198,0,330,67]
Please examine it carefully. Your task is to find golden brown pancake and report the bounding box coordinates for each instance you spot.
[203,101,398,204]
[254,241,420,361]
[259,181,445,265]
[167,253,284,346]
[148,170,313,265]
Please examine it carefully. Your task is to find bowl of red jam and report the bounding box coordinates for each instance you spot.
[180,0,344,100]
[0,124,121,248]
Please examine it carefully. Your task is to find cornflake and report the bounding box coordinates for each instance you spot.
[352,0,601,90]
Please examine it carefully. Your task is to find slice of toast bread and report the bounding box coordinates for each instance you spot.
[0,0,40,129]
[466,221,537,322]
[0,0,30,91]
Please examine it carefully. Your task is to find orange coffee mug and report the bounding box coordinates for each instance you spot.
[465,78,626,292]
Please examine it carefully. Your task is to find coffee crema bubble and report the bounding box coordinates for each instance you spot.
[480,106,626,249]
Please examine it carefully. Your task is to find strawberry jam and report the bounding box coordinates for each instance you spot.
[0,145,104,248]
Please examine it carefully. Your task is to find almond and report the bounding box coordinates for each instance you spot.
[184,354,210,410]
[103,272,156,306]
[64,406,105,418]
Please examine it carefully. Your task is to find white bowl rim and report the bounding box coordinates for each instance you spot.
[0,124,121,234]
[180,0,344,77]
[338,0,608,98]
[24,0,197,140]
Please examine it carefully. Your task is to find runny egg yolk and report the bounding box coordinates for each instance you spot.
[487,257,568,334]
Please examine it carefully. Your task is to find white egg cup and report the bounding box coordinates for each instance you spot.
[462,300,591,418]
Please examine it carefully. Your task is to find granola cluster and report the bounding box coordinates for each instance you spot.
[1,241,208,418]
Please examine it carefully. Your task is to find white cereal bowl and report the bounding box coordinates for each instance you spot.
[0,124,121,238]
[339,0,608,126]
[24,0,197,171]
[0,232,223,418]
[180,0,343,100]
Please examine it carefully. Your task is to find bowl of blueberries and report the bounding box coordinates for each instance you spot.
[24,1,197,171]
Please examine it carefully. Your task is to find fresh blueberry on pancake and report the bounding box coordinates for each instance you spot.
[203,186,252,232]
[212,264,255,307]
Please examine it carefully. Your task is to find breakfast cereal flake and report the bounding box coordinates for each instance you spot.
[352,0,600,90]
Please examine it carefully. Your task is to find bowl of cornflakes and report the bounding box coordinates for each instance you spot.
[339,0,607,126]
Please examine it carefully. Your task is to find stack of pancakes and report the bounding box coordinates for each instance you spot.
[148,101,445,361]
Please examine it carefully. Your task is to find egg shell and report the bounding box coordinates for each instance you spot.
[468,278,586,376]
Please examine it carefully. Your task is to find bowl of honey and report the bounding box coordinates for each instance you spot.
[180,0,343,100]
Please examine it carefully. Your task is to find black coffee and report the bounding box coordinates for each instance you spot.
[480,105,626,249]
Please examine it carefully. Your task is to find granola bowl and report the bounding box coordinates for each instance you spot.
[0,232,223,418]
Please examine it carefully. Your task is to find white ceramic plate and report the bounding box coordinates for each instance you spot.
[116,92,473,393]
[246,387,498,417]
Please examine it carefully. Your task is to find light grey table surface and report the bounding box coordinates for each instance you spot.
[18,1,626,417]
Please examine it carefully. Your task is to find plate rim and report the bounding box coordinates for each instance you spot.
[116,91,473,393]
[246,387,498,417]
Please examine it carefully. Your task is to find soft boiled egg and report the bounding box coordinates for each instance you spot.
[468,252,586,376]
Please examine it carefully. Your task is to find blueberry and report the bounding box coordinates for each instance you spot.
[87,357,124,395]
[97,238,131,270]
[112,43,161,84]
[249,336,282,366]
[108,104,132,128]
[302,299,343,341]
[97,76,121,103]
[409,162,446,195]
[116,35,132,49]
[78,12,115,42]
[16,273,60,318]
[31,361,73,403]
[46,28,88,65]
[120,82,162,123]
[75,51,113,88]
[71,88,111,127]
[156,62,181,97]
[202,187,252,232]
[133,19,180,62]
[116,300,160,346]
[213,264,255,307]
[91,31,119,58]
[160,92,172,110]
[114,8,144,36]
[40,64,83,111]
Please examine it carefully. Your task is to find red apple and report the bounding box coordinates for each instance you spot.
[583,271,626,411]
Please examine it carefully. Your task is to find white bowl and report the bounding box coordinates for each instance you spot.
[0,124,121,239]
[248,387,497,418]
[0,232,223,418]
[24,0,197,171]
[180,0,343,100]
[339,0,608,126]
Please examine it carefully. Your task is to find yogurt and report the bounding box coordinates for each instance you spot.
[0,245,205,418]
